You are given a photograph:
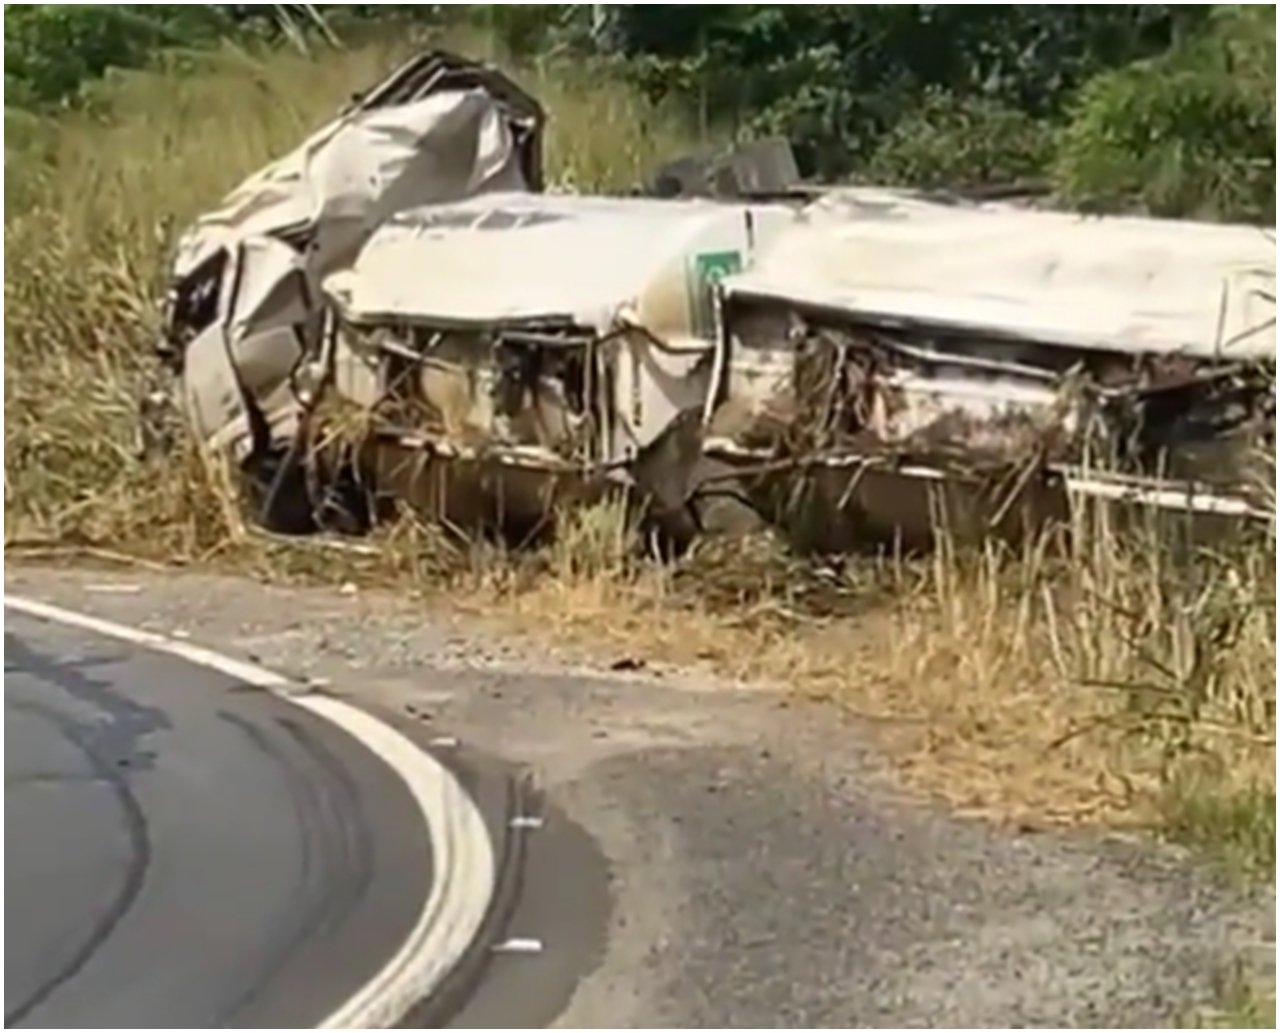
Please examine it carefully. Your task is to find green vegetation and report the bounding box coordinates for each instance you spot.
[4,4,233,108]
[863,90,1054,189]
[1194,960,1277,1028]
[1053,5,1276,221]
[5,4,1275,218]
[1162,777,1276,882]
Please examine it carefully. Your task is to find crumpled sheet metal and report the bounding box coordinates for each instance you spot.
[723,187,1277,361]
[172,83,532,291]
[166,51,544,466]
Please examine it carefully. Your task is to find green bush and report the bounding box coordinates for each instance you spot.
[4,4,1273,222]
[3,5,234,108]
[601,5,1207,179]
[1053,6,1276,222]
[863,90,1055,189]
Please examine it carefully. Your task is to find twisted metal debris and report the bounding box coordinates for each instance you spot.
[158,50,1276,553]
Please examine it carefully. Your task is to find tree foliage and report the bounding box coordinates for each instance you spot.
[863,90,1054,190]
[3,5,235,107]
[598,5,1213,176]
[3,4,1273,223]
[1053,5,1276,222]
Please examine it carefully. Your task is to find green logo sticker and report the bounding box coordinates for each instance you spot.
[688,250,742,339]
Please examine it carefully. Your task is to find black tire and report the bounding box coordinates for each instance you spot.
[687,458,768,537]
[240,446,318,535]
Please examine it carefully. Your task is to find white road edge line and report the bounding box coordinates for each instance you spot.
[3,594,496,1030]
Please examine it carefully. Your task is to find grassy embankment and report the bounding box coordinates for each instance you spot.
[4,36,1275,893]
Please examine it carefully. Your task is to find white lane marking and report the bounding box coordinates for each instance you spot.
[510,815,544,830]
[492,937,544,954]
[3,594,495,1030]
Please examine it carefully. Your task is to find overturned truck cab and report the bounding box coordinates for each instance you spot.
[156,50,547,532]
[702,188,1276,551]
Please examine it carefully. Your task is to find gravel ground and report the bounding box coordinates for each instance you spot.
[6,564,1273,1027]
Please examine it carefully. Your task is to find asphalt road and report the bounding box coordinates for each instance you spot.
[5,569,1271,1028]
[3,610,434,1029]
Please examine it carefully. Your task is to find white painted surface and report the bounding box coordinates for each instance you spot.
[726,187,1276,360]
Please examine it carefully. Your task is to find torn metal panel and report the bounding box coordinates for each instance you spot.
[704,188,1275,544]
[319,192,794,534]
[178,236,313,459]
[725,188,1277,361]
[334,321,598,462]
[167,51,543,290]
[161,51,546,486]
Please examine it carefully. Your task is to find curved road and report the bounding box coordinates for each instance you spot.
[4,609,435,1028]
[6,570,1265,1029]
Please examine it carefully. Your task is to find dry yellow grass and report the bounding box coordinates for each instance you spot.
[465,506,1275,834]
[4,33,1274,868]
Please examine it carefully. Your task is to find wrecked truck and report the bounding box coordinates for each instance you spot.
[313,191,795,540]
[157,46,801,542]
[701,188,1277,550]
[158,49,1276,551]
[158,50,546,531]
